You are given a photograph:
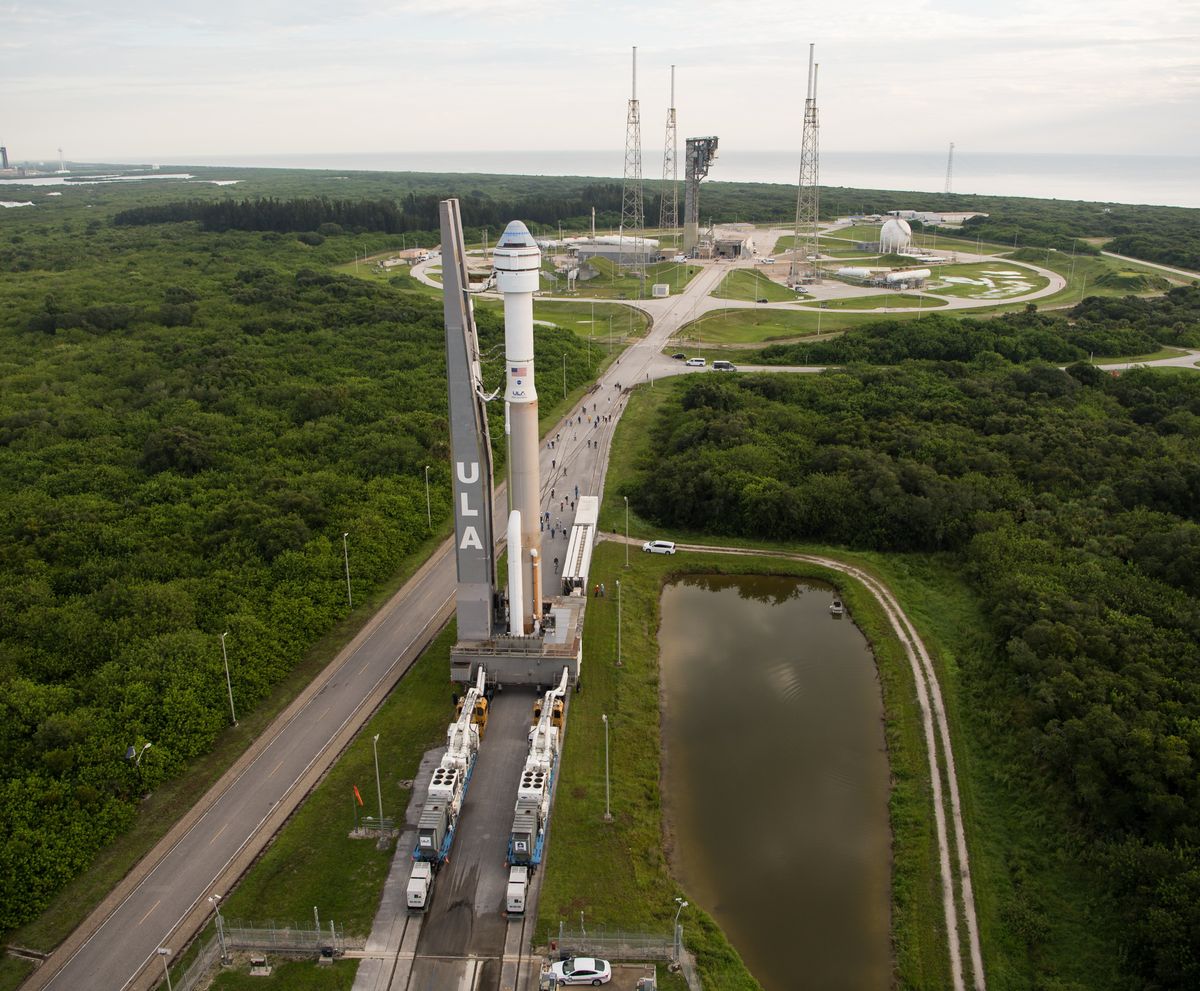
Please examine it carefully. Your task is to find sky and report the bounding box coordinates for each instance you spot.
[4,0,1200,162]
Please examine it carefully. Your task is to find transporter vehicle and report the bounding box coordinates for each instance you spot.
[642,540,676,555]
[406,666,488,911]
[505,668,569,915]
[547,957,612,986]
[712,360,736,372]
[685,357,706,367]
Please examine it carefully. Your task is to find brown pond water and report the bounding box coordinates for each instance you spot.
[659,575,890,991]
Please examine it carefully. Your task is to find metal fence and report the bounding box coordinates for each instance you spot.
[549,923,676,961]
[221,918,360,954]
[174,935,220,991]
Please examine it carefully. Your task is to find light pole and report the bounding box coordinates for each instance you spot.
[673,897,689,962]
[623,496,629,568]
[562,352,567,400]
[424,465,432,533]
[372,733,384,827]
[342,532,353,608]
[219,632,237,727]
[616,579,622,667]
[126,742,151,766]
[157,948,173,991]
[209,894,229,965]
[602,713,612,822]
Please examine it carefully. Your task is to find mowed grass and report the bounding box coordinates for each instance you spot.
[531,300,649,340]
[676,305,936,345]
[712,268,797,303]
[798,292,947,311]
[570,257,701,300]
[211,959,357,990]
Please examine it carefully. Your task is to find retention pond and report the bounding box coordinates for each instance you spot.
[659,574,890,991]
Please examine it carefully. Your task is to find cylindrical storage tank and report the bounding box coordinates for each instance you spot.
[836,267,874,280]
[885,268,931,283]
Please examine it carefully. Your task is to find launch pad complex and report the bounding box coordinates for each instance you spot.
[441,197,591,688]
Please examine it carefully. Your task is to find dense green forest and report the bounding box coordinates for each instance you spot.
[620,357,1200,987]
[0,210,596,930]
[754,286,1200,366]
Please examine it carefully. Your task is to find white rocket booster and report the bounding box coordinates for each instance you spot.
[493,220,543,633]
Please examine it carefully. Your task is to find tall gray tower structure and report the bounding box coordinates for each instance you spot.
[618,46,645,281]
[658,65,679,236]
[440,199,499,644]
[682,136,718,255]
[789,45,821,286]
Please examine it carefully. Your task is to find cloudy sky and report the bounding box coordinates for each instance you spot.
[4,0,1199,162]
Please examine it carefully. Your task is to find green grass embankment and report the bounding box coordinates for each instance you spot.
[712,269,797,303]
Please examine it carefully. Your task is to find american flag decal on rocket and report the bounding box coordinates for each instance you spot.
[511,366,527,377]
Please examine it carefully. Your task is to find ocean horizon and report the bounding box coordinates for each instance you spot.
[164,149,1200,209]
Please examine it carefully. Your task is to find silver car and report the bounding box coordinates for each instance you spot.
[548,956,612,985]
[642,540,676,555]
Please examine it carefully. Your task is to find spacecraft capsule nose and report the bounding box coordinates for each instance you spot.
[497,220,534,248]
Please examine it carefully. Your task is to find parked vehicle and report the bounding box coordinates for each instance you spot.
[642,540,676,555]
[712,360,736,371]
[671,352,686,360]
[547,957,612,986]
[685,357,706,367]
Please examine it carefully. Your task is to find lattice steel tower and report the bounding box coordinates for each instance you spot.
[619,46,646,282]
[789,45,821,286]
[658,65,679,236]
[944,141,955,194]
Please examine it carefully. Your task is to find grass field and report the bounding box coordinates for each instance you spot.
[568,257,701,300]
[925,262,1050,300]
[674,305,936,346]
[712,268,797,303]
[798,292,948,311]
[529,300,649,340]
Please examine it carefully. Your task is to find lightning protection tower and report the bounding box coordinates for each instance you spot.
[619,46,646,284]
[682,136,718,255]
[944,141,955,194]
[658,65,679,237]
[789,45,821,286]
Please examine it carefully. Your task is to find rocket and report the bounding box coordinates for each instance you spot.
[493,221,543,634]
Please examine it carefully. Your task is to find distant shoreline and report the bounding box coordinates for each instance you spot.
[4,150,1199,209]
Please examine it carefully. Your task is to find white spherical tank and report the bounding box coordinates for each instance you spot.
[879,218,913,253]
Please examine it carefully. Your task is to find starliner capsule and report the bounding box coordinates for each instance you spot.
[493,221,543,634]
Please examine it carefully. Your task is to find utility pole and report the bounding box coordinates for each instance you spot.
[342,532,353,607]
[219,632,237,727]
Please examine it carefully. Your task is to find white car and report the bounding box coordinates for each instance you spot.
[643,540,676,555]
[685,357,706,367]
[548,957,612,985]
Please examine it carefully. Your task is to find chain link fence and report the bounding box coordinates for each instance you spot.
[548,923,676,961]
